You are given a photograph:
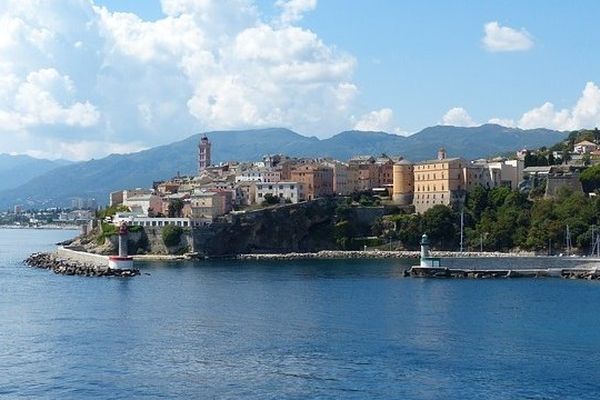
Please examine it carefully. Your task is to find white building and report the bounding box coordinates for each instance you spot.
[113,214,199,227]
[255,182,305,204]
[574,140,599,154]
[470,159,525,190]
[123,194,162,217]
[235,169,265,182]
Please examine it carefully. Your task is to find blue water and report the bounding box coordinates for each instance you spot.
[2,229,600,399]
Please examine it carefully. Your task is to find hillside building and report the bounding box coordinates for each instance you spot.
[123,193,162,217]
[413,149,466,213]
[190,190,230,221]
[322,160,352,195]
[255,182,305,204]
[290,164,334,200]
[574,140,599,154]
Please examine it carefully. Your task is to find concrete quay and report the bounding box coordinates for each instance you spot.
[406,266,600,280]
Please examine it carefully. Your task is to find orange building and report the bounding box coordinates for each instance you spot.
[290,164,334,200]
[412,148,466,213]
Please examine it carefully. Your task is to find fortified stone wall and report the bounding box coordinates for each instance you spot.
[545,174,583,198]
[142,227,193,255]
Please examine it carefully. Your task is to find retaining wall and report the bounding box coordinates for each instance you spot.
[57,246,109,267]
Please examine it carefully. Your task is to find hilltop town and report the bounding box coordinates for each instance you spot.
[48,130,592,256]
[105,132,596,228]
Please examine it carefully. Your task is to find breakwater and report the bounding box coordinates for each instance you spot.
[237,250,536,260]
[25,252,140,277]
[407,266,600,280]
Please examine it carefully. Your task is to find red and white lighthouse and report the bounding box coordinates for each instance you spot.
[198,134,211,175]
[108,222,134,270]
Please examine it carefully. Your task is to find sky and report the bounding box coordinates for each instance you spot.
[1,0,600,161]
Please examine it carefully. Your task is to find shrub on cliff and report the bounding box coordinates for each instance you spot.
[162,225,183,247]
[262,193,280,205]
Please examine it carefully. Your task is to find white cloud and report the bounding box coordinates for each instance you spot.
[0,0,358,160]
[465,82,600,131]
[0,68,99,130]
[353,108,404,134]
[276,0,317,25]
[482,21,533,52]
[24,140,146,161]
[441,107,476,127]
[487,117,516,127]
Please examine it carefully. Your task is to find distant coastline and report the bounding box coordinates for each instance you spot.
[0,225,79,230]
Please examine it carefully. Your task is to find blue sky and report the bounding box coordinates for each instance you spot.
[2,0,600,160]
[94,0,600,132]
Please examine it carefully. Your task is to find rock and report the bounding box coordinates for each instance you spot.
[24,252,140,279]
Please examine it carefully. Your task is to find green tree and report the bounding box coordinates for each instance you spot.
[262,193,280,205]
[334,220,354,250]
[392,213,422,249]
[167,199,184,217]
[421,205,458,250]
[162,225,183,247]
[580,164,600,193]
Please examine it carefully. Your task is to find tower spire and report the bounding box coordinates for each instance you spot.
[198,134,211,175]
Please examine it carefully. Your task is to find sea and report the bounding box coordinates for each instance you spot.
[2,229,600,399]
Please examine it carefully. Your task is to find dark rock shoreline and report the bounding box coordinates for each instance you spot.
[25,252,140,278]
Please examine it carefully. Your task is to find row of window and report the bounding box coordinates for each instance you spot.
[415,193,444,200]
[416,173,444,180]
[415,163,462,170]
[130,220,190,227]
[416,185,445,191]
[415,173,462,180]
[258,192,296,197]
[256,185,296,190]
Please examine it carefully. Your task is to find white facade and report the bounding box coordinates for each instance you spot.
[255,182,305,204]
[123,194,162,217]
[470,159,525,190]
[235,169,265,182]
[113,214,210,228]
[574,140,599,154]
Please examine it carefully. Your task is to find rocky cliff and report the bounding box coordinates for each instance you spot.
[193,198,338,255]
[71,199,345,257]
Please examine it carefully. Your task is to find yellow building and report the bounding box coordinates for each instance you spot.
[413,149,466,213]
[392,160,414,206]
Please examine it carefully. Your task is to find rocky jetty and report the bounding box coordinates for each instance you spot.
[25,252,140,278]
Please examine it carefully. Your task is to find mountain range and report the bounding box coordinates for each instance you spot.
[0,124,566,209]
[0,154,70,192]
